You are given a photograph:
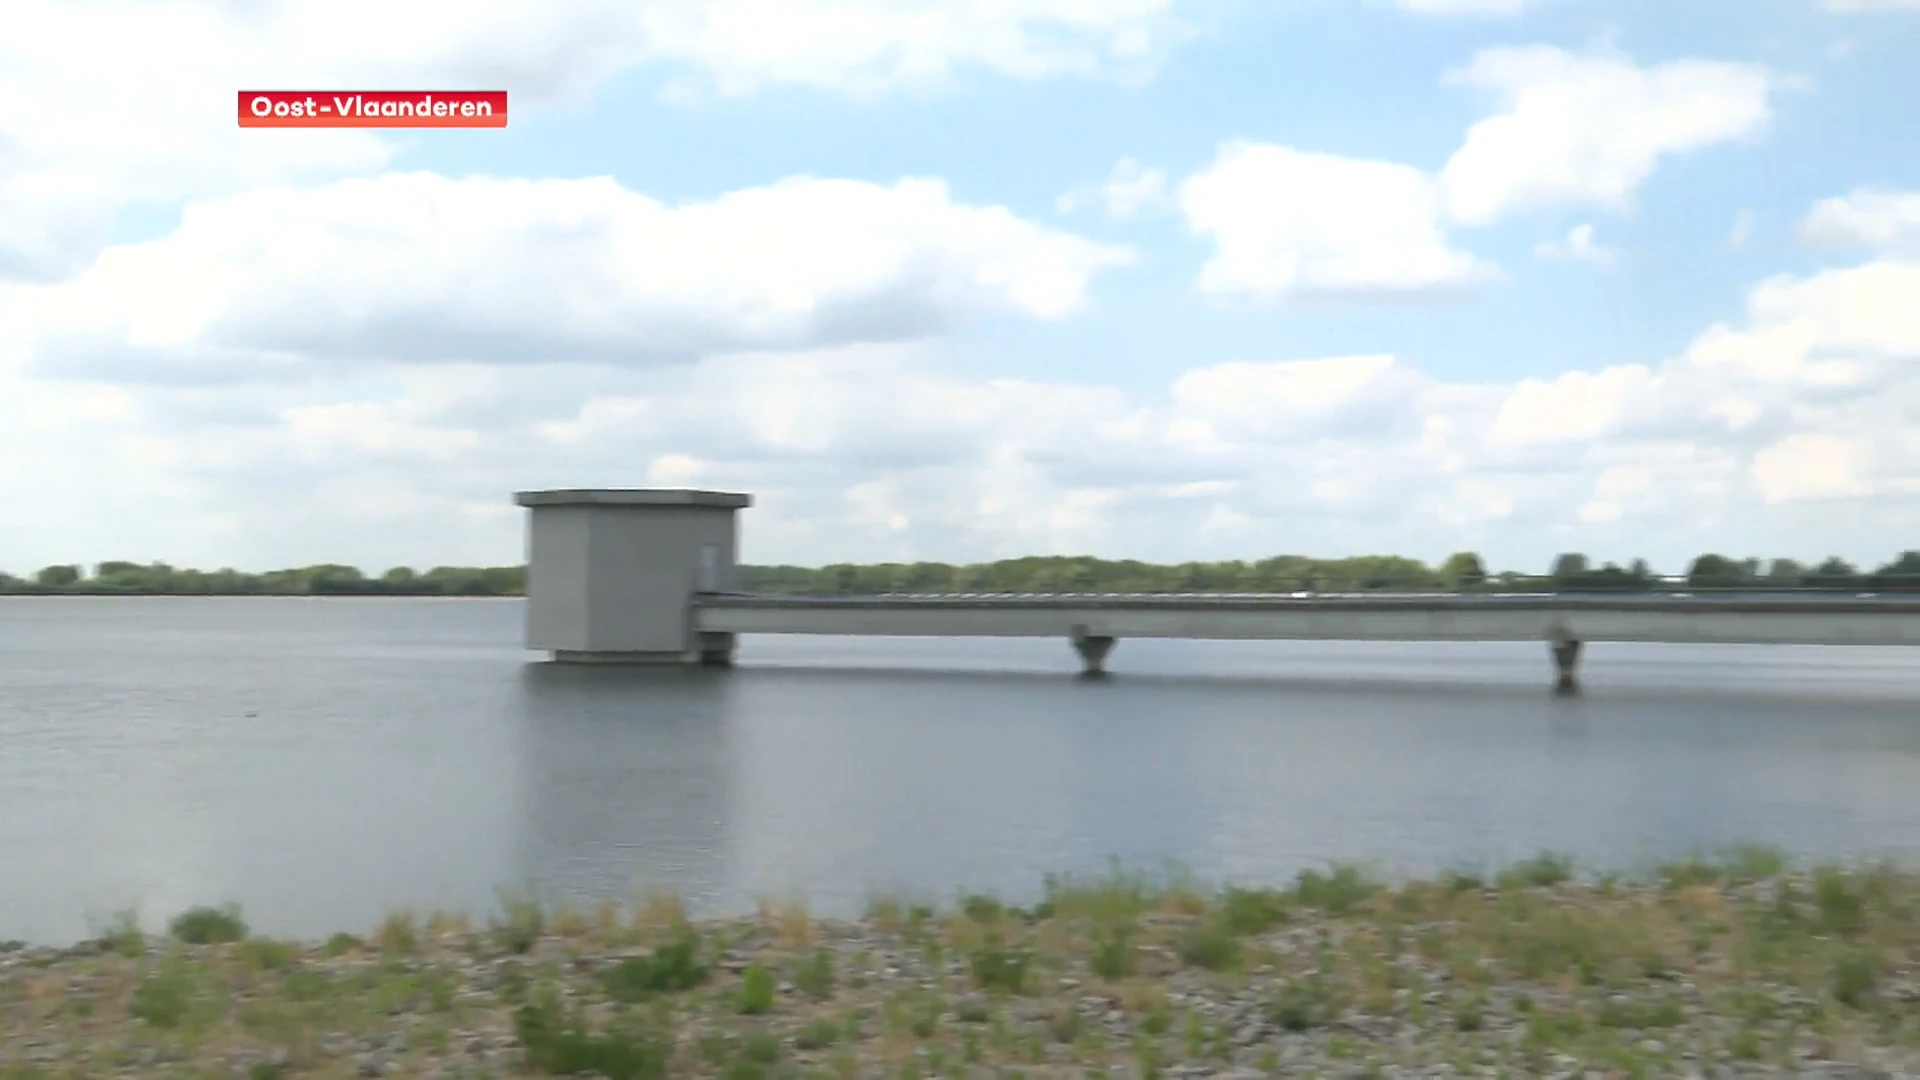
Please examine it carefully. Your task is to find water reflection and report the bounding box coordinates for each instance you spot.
[510,663,741,910]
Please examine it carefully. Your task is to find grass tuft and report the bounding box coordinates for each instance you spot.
[969,937,1031,994]
[603,929,711,1001]
[1295,864,1379,914]
[1175,920,1241,971]
[130,967,193,1027]
[1498,852,1575,890]
[515,987,671,1079]
[492,889,546,954]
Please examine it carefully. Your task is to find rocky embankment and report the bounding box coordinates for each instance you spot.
[4,855,1919,1078]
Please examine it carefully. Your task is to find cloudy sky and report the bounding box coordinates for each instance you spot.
[2,0,1918,576]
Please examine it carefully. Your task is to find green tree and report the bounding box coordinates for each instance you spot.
[1765,558,1806,584]
[1687,554,1747,588]
[1549,553,1590,583]
[1439,552,1487,589]
[1871,551,1920,591]
[34,564,81,588]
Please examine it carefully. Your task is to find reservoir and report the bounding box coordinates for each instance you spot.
[3,595,1919,945]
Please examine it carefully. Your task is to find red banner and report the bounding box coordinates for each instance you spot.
[238,91,508,128]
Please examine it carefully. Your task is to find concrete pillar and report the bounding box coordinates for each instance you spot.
[514,489,752,664]
[1549,635,1583,694]
[1071,628,1116,676]
[698,631,737,667]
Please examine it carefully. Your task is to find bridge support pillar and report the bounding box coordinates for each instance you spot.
[698,631,736,667]
[1549,635,1582,695]
[1071,630,1116,676]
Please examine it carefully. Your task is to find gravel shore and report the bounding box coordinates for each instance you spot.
[4,854,1918,1078]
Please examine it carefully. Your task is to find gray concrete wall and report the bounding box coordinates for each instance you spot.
[583,505,739,655]
[524,505,593,652]
[693,599,1920,646]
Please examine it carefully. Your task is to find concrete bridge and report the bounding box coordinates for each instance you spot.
[514,488,1920,691]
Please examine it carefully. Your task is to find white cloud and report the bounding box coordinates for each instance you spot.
[1396,0,1529,15]
[1058,157,1168,219]
[1534,223,1617,267]
[11,235,1920,575]
[18,172,1133,384]
[634,0,1193,98]
[1179,141,1493,299]
[1751,434,1871,503]
[1800,188,1920,253]
[0,0,1197,283]
[1439,46,1783,226]
[1488,365,1660,449]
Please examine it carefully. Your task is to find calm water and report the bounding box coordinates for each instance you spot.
[3,596,1920,944]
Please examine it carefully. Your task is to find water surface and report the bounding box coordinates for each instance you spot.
[3,596,1918,944]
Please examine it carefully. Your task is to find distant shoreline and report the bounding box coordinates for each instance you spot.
[5,549,1917,599]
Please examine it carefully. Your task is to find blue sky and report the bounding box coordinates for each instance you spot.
[3,0,1920,576]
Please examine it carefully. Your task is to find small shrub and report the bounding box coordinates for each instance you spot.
[169,904,247,944]
[908,998,939,1038]
[131,969,192,1027]
[95,910,145,957]
[1832,950,1880,1008]
[793,948,836,1000]
[603,930,711,1001]
[1089,925,1132,979]
[1724,845,1786,881]
[514,991,670,1080]
[961,894,1004,923]
[738,965,776,1015]
[1175,922,1240,971]
[235,937,296,971]
[375,911,418,954]
[1499,852,1574,890]
[795,1019,841,1050]
[493,890,546,954]
[1039,860,1162,923]
[1453,997,1483,1032]
[740,1029,782,1064]
[970,939,1031,994]
[282,969,331,1002]
[1727,1028,1762,1061]
[1046,1002,1083,1043]
[697,1029,733,1064]
[1294,864,1377,914]
[321,932,360,957]
[1218,887,1289,935]
[1656,857,1721,891]
[1813,868,1868,936]
[1269,978,1333,1032]
[497,962,532,1005]
[956,998,992,1023]
[1442,868,1485,893]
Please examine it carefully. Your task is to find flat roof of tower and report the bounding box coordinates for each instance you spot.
[513,489,753,509]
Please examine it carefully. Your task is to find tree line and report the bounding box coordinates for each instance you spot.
[3,550,1918,596]
[0,562,526,596]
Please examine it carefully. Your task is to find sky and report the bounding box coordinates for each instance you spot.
[2,0,1918,576]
